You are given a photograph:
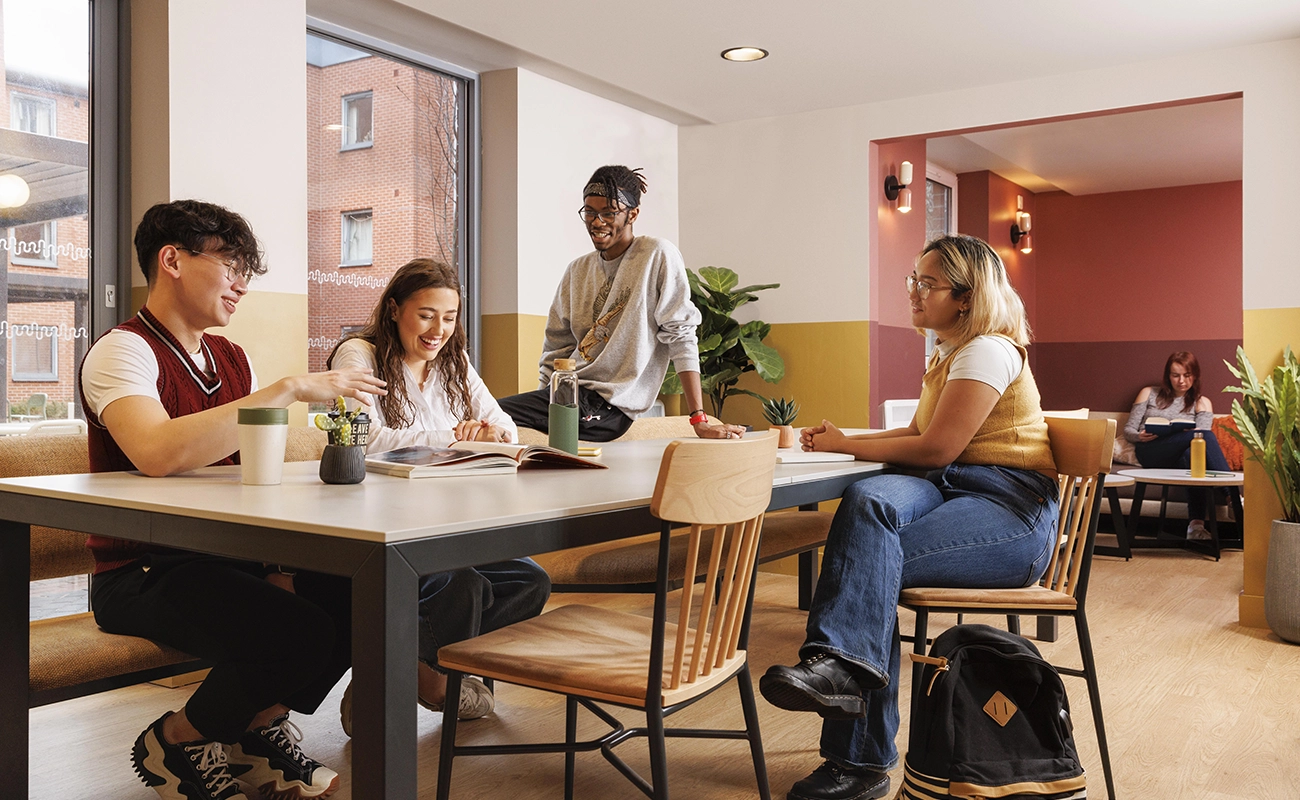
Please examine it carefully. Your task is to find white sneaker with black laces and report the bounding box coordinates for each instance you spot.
[131,712,249,800]
[226,714,339,800]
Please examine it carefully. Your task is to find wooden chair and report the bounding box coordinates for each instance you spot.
[436,430,780,800]
[898,416,1117,800]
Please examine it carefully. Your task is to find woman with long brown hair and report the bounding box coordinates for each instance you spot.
[1123,351,1231,539]
[328,258,550,729]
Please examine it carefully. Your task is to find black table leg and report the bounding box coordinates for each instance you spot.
[1093,487,1132,559]
[797,503,820,611]
[1128,481,1148,541]
[0,521,30,796]
[351,545,421,800]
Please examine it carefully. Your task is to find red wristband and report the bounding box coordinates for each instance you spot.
[689,410,708,425]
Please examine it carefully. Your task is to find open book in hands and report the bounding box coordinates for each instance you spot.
[365,440,608,478]
[1143,417,1196,436]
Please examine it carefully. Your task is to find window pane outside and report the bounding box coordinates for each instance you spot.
[342,92,372,148]
[340,210,373,265]
[923,178,954,361]
[1,1,91,426]
[306,31,466,381]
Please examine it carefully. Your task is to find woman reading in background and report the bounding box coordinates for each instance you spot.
[327,259,550,729]
[758,235,1060,800]
[1124,350,1230,540]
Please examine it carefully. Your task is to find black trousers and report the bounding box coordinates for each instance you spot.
[497,387,634,442]
[91,553,351,744]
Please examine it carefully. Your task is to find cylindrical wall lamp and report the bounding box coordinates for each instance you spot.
[1010,195,1032,254]
[884,161,913,213]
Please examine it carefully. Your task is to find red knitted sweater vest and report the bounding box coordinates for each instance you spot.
[79,307,253,573]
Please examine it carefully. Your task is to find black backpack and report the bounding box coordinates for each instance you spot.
[898,624,1087,799]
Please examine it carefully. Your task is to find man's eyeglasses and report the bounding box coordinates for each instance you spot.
[577,207,627,224]
[906,274,955,299]
[180,248,251,283]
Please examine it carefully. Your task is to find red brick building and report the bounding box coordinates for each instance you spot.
[305,40,461,373]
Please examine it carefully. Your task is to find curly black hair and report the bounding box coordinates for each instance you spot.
[134,200,267,284]
[584,165,648,208]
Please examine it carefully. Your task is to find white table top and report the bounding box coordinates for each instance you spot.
[1103,473,1136,487]
[0,437,884,545]
[1117,468,1244,487]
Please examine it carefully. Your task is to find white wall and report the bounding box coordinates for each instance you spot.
[166,0,308,296]
[680,37,1300,322]
[481,68,679,317]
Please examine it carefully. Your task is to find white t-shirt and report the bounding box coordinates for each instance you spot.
[933,335,1022,395]
[81,329,259,417]
[331,338,517,453]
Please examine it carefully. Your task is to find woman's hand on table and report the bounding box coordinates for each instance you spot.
[802,420,847,452]
[453,420,512,443]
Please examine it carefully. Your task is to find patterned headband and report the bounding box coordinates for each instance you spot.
[583,182,637,208]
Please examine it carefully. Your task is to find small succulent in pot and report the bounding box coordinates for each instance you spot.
[761,396,800,427]
[314,397,370,447]
[761,396,800,448]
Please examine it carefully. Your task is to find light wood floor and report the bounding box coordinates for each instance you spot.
[29,547,1300,799]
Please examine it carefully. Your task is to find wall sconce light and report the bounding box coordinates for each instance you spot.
[884,160,913,213]
[1010,195,1032,254]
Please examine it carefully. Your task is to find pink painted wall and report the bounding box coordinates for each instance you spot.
[869,139,929,426]
[1033,181,1243,411]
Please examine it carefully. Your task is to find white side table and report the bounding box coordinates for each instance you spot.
[1116,468,1245,560]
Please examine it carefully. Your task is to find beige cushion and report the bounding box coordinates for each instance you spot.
[899,585,1078,610]
[534,510,834,586]
[30,612,197,693]
[438,604,743,707]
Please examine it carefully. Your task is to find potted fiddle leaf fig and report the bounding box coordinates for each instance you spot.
[1224,345,1300,642]
[762,396,800,448]
[661,266,785,418]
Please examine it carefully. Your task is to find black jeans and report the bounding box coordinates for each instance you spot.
[91,553,351,744]
[497,387,634,442]
[1135,429,1231,520]
[417,559,551,668]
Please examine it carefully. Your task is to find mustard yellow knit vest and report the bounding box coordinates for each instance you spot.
[915,336,1055,472]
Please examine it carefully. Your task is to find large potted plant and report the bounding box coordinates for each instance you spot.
[1224,345,1300,642]
[661,266,785,417]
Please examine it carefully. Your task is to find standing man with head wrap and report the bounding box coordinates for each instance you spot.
[498,165,745,441]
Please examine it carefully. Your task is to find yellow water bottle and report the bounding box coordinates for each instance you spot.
[1190,431,1206,478]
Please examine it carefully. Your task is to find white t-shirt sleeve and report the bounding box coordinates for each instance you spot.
[80,330,162,416]
[946,336,1023,395]
[81,329,259,417]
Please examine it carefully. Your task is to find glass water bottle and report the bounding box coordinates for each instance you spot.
[549,358,579,454]
[1190,431,1206,478]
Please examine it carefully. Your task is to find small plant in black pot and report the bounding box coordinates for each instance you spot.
[314,397,370,484]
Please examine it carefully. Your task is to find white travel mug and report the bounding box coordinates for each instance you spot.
[237,407,289,485]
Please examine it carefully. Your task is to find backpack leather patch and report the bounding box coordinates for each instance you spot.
[983,690,1018,727]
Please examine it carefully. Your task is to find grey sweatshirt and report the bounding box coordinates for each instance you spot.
[1124,389,1215,442]
[538,236,701,417]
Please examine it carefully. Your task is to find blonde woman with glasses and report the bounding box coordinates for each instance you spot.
[758,235,1060,800]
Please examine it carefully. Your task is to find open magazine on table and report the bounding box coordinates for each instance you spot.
[365,440,608,478]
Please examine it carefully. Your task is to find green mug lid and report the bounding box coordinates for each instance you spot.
[238,407,288,425]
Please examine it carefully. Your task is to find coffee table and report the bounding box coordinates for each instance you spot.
[1116,468,1245,560]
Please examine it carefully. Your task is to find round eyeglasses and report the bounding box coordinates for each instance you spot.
[180,248,251,284]
[906,274,955,299]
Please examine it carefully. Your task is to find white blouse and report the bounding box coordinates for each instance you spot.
[331,338,517,453]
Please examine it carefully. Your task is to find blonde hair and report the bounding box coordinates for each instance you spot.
[917,235,1031,347]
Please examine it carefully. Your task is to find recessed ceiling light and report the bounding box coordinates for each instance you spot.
[721,47,768,63]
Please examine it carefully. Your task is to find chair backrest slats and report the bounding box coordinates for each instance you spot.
[1040,418,1116,598]
[651,432,778,691]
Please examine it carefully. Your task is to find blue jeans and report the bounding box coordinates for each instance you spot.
[802,464,1060,771]
[1134,429,1230,520]
[418,558,552,668]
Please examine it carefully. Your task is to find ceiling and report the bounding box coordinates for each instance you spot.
[374,0,1300,126]
[308,0,1284,193]
[926,98,1243,195]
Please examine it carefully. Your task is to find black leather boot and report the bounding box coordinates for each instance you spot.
[787,760,890,800]
[760,653,882,719]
